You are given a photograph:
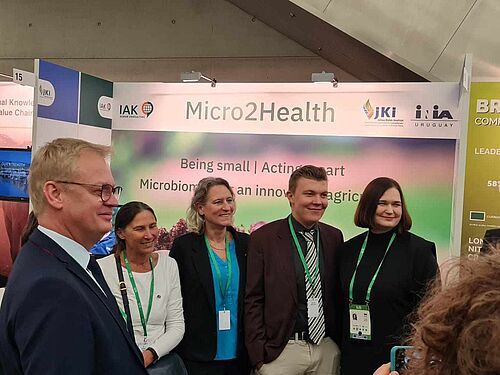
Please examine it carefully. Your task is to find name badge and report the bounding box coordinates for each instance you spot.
[218,310,231,330]
[349,303,371,340]
[138,336,149,351]
[307,298,320,318]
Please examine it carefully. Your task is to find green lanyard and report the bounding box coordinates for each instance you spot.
[123,251,155,337]
[348,231,396,304]
[205,233,232,306]
[287,215,321,286]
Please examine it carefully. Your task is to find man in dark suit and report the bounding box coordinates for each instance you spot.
[0,138,148,374]
[245,165,343,375]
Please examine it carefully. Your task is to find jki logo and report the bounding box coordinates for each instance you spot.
[38,85,51,97]
[119,104,138,115]
[415,105,453,120]
[374,106,396,119]
[363,100,396,120]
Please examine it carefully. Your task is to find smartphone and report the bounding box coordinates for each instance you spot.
[390,346,416,373]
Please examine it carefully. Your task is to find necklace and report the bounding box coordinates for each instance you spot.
[210,243,225,251]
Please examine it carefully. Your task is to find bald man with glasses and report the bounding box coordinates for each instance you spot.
[0,138,148,374]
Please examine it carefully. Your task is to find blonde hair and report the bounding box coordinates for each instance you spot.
[29,138,110,216]
[186,177,234,234]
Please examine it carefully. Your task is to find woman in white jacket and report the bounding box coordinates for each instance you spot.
[99,201,185,370]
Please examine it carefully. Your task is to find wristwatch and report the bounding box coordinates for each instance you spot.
[146,347,159,363]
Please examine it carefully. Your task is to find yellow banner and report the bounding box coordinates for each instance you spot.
[461,82,500,258]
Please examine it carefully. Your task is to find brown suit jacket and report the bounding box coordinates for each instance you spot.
[244,217,343,366]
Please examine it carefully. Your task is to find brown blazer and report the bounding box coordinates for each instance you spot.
[244,217,343,366]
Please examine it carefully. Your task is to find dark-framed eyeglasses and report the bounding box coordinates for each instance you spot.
[55,181,123,202]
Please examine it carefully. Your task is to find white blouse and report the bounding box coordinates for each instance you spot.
[99,251,184,358]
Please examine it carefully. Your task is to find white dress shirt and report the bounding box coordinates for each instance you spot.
[38,225,106,294]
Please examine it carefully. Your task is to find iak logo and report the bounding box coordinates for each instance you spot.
[119,101,154,119]
[415,105,453,120]
[141,101,154,117]
[99,102,111,111]
[120,104,138,116]
[97,95,113,120]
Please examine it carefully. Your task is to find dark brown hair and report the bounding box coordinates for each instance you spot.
[113,201,156,255]
[354,177,412,233]
[288,165,328,193]
[407,251,500,375]
[20,211,38,247]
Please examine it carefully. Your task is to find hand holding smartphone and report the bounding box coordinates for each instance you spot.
[390,346,416,373]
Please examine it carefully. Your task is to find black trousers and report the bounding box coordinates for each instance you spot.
[147,353,187,375]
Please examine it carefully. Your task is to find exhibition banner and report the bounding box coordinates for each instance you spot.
[79,73,113,129]
[461,82,500,258]
[0,83,32,281]
[0,83,33,148]
[112,82,461,260]
[33,60,113,149]
[37,60,79,124]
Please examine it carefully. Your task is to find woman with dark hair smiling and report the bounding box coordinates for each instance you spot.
[99,201,185,373]
[337,177,438,375]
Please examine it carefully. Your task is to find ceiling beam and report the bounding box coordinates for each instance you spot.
[226,0,427,82]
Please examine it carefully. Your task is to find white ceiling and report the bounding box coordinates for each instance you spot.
[291,0,500,81]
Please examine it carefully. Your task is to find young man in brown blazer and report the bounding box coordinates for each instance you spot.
[245,165,343,375]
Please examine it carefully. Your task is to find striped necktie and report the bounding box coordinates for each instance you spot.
[301,230,325,345]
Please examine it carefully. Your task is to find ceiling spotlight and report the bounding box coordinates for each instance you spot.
[180,71,217,87]
[311,71,338,88]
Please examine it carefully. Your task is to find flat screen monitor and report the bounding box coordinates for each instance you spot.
[0,148,31,202]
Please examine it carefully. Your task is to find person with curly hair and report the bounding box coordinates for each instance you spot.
[374,250,500,375]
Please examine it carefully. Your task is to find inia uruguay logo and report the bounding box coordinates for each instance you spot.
[415,105,453,120]
[413,104,456,128]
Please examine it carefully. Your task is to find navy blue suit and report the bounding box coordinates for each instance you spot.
[0,229,147,374]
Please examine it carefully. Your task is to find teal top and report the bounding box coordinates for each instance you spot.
[208,239,240,360]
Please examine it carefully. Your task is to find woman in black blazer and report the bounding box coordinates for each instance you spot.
[170,177,250,375]
[337,177,439,375]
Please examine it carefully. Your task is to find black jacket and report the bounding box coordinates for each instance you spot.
[169,227,248,363]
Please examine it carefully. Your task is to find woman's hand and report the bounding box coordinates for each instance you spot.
[373,363,399,375]
[142,349,155,368]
